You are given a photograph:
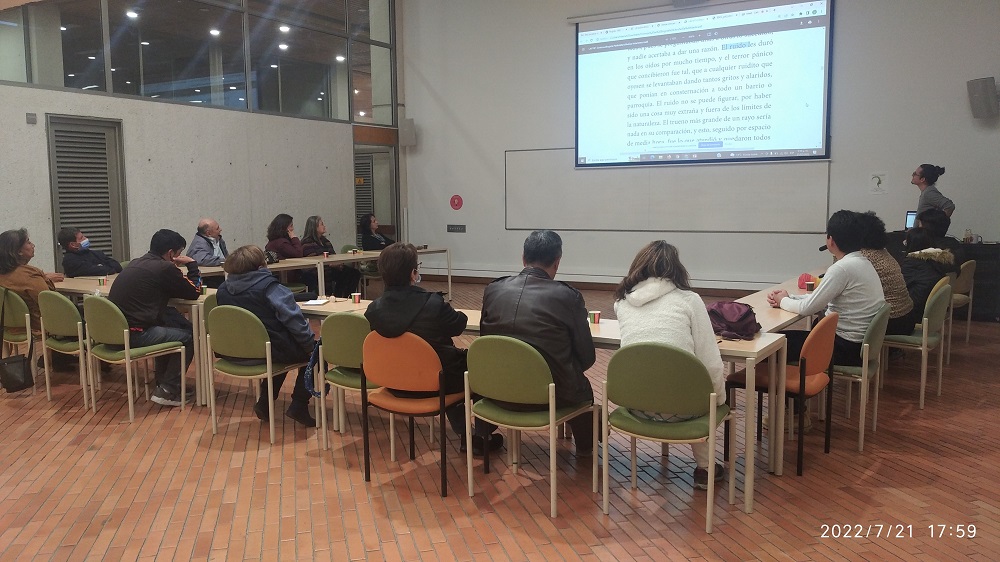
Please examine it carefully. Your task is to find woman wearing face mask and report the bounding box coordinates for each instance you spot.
[57,227,123,278]
[0,228,65,327]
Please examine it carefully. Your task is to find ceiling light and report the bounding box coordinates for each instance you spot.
[125,81,131,84]
[82,85,98,89]
[151,94,159,98]
[60,26,67,31]
[279,25,290,33]
[238,97,245,101]
[191,100,203,103]
[67,73,75,77]
[194,89,201,93]
[111,68,116,71]
[126,10,138,19]
[335,55,345,62]
[88,56,96,60]
[359,111,366,116]
[317,97,323,101]
[354,89,359,94]
[229,86,236,90]
[140,41,149,45]
[270,64,278,68]
[209,29,220,36]
[320,91,325,95]
[278,43,289,50]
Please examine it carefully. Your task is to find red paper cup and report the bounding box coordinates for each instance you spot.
[351,292,361,304]
[588,311,601,324]
[323,252,329,258]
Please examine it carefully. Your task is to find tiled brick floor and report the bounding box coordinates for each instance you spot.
[1,280,998,561]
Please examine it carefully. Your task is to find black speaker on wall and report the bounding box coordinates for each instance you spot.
[967,77,999,119]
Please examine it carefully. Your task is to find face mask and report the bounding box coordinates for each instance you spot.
[80,238,91,250]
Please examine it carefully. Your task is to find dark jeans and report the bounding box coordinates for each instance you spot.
[249,346,312,409]
[780,329,863,367]
[886,309,918,336]
[128,308,194,395]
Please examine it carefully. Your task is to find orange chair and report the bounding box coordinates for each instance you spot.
[361,332,464,497]
[726,313,838,475]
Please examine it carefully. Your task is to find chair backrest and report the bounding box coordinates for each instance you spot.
[203,293,219,329]
[929,276,950,301]
[320,312,370,369]
[467,335,554,404]
[799,312,838,376]
[606,342,714,416]
[862,303,891,361]
[341,244,360,254]
[208,305,269,359]
[38,290,82,337]
[952,260,976,295]
[83,296,128,346]
[362,332,442,392]
[1,288,30,327]
[924,284,952,333]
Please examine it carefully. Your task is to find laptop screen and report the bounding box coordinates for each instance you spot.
[905,210,917,229]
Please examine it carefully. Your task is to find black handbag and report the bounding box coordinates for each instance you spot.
[0,288,35,393]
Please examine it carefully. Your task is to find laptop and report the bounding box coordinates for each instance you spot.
[904,210,917,229]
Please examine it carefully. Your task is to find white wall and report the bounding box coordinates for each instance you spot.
[0,84,355,271]
[399,0,1000,289]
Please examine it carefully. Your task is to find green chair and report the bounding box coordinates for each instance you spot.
[831,302,890,452]
[464,335,599,518]
[883,285,952,410]
[83,296,187,422]
[38,291,91,409]
[282,283,308,295]
[948,260,976,363]
[603,342,735,532]
[206,305,308,444]
[1,289,36,395]
[318,312,375,450]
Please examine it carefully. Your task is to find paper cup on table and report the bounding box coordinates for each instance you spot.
[588,311,601,324]
[805,281,815,291]
[323,251,329,258]
[351,292,362,304]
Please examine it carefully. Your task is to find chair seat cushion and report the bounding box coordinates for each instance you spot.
[729,364,830,397]
[831,359,878,380]
[951,294,971,307]
[885,331,942,348]
[92,341,183,362]
[45,336,83,354]
[2,328,28,344]
[367,388,464,415]
[472,399,593,429]
[324,366,378,390]
[214,358,305,377]
[609,404,730,440]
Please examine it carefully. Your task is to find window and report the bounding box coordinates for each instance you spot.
[351,42,391,125]
[29,0,105,91]
[0,7,28,83]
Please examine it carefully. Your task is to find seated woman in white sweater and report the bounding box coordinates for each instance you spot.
[613,240,725,490]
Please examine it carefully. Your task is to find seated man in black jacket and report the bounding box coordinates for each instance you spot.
[480,230,597,455]
[57,227,123,278]
[364,242,502,454]
[108,229,200,407]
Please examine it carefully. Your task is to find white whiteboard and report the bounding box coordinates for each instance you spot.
[505,148,829,233]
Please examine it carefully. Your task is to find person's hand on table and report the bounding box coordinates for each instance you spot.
[767,289,788,308]
[46,272,65,282]
[172,255,196,266]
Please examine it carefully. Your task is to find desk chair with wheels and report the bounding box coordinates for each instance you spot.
[464,335,598,518]
[206,305,309,444]
[883,285,951,410]
[83,296,187,422]
[361,332,463,497]
[318,312,375,449]
[832,303,890,452]
[727,313,838,475]
[602,342,734,532]
[38,290,91,408]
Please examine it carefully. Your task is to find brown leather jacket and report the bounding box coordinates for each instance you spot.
[480,267,595,405]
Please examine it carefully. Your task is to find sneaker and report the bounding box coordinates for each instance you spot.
[151,386,189,407]
[693,463,726,490]
[460,433,504,456]
[285,404,317,428]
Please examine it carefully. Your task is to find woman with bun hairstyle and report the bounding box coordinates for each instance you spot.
[912,164,954,217]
